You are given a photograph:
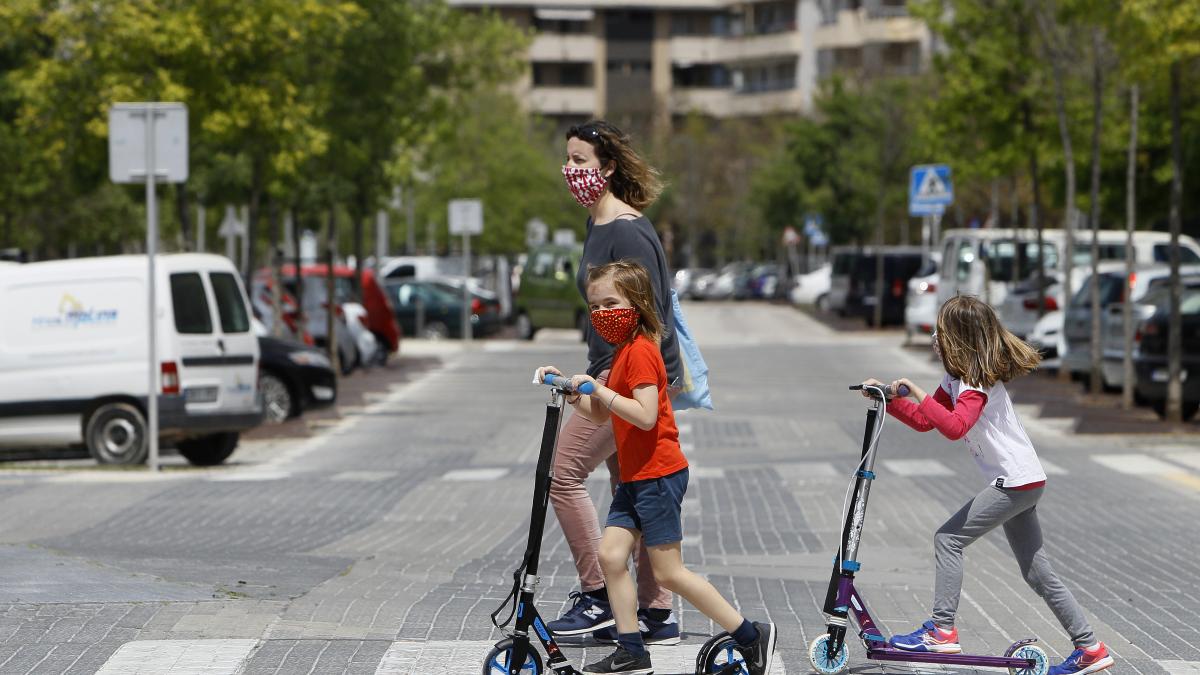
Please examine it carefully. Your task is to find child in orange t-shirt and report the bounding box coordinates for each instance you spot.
[537,260,776,675]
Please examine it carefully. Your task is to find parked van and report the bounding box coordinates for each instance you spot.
[0,255,262,465]
[513,243,587,339]
[938,228,1200,316]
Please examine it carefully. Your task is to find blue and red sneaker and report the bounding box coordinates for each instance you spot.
[1048,642,1114,675]
[889,620,961,653]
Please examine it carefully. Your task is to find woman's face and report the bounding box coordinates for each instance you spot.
[566,137,605,172]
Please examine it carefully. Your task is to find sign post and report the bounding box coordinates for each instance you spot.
[909,164,953,263]
[109,103,188,472]
[448,199,483,342]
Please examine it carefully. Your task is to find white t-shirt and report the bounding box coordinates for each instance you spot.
[941,374,1046,488]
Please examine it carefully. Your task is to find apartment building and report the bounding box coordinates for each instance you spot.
[447,0,931,126]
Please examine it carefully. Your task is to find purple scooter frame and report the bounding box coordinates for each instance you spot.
[809,385,1047,674]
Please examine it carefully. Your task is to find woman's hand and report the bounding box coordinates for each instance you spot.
[534,365,564,385]
[860,378,887,398]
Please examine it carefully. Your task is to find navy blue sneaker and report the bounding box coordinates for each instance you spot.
[548,592,615,636]
[593,610,681,645]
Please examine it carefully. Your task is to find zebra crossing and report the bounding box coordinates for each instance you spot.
[94,638,787,674]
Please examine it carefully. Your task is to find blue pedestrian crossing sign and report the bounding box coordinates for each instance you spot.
[909,164,953,216]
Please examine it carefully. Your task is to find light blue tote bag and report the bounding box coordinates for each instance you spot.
[668,290,713,411]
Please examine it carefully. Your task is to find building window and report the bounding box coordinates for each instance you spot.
[534,18,591,34]
[672,64,732,88]
[606,60,652,77]
[736,60,797,93]
[532,62,594,88]
[882,40,920,74]
[669,11,732,36]
[750,1,797,35]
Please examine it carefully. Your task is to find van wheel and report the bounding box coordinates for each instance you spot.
[260,372,296,424]
[515,312,535,341]
[176,432,239,466]
[85,403,149,465]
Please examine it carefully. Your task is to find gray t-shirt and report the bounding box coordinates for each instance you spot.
[576,215,682,384]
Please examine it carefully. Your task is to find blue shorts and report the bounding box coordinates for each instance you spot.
[605,468,689,547]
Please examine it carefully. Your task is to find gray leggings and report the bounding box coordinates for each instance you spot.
[932,484,1096,648]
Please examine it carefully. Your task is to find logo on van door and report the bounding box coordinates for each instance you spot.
[32,294,119,329]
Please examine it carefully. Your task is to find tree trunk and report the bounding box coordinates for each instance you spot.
[873,193,885,330]
[245,163,262,285]
[1122,84,1139,409]
[1166,60,1184,423]
[353,207,365,301]
[268,200,284,339]
[1087,28,1105,396]
[175,185,192,252]
[1023,99,1046,320]
[325,209,340,375]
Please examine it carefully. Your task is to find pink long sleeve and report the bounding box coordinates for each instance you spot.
[887,386,986,441]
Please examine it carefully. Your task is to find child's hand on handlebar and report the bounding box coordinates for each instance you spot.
[891,378,923,401]
[535,366,564,384]
[860,378,888,398]
[570,374,597,393]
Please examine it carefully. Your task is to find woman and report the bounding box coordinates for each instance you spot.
[546,121,684,645]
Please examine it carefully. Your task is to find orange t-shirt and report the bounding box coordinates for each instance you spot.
[607,335,688,483]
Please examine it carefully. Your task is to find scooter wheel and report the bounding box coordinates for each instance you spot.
[695,633,751,675]
[1008,644,1049,675]
[483,639,543,675]
[808,634,850,674]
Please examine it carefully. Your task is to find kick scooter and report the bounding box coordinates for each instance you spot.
[484,375,594,675]
[808,383,1050,675]
[484,375,745,675]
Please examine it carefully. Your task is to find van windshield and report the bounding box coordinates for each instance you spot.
[986,240,1058,282]
[210,272,250,333]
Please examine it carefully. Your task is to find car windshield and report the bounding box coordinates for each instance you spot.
[1071,273,1124,308]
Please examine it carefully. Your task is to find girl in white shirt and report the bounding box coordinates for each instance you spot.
[862,295,1113,675]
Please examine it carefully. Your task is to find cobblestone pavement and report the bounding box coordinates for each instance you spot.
[1,303,1198,674]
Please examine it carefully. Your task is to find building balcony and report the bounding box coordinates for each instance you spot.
[528,86,597,116]
[723,30,804,62]
[668,36,727,66]
[729,88,806,116]
[668,88,735,116]
[529,33,599,63]
[816,8,926,48]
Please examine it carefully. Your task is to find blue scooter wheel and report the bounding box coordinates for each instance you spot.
[483,639,543,675]
[696,633,751,675]
[1007,644,1049,675]
[808,634,850,674]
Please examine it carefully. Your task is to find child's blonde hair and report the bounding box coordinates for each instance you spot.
[935,295,1041,388]
[586,260,662,344]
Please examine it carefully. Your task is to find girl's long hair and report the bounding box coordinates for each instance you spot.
[586,260,663,344]
[566,120,663,210]
[935,295,1041,388]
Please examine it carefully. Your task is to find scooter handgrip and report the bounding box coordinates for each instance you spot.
[544,376,595,395]
[887,384,911,398]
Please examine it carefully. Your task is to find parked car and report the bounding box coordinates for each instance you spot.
[1062,263,1200,382]
[1133,281,1200,420]
[826,247,860,315]
[673,268,710,299]
[279,264,401,358]
[1029,309,1066,361]
[1099,266,1200,388]
[513,244,588,339]
[254,321,337,424]
[705,262,755,301]
[687,269,719,300]
[904,254,941,338]
[426,276,504,337]
[251,275,359,374]
[789,263,832,308]
[0,254,262,465]
[748,263,785,300]
[384,278,501,339]
[834,247,924,326]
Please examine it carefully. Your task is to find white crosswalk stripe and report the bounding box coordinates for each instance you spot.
[96,639,257,675]
[1092,454,1182,475]
[1038,458,1068,475]
[882,459,955,477]
[1166,450,1200,472]
[442,468,509,481]
[1162,661,1200,674]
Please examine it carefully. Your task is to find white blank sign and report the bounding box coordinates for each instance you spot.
[108,103,188,184]
[448,199,483,235]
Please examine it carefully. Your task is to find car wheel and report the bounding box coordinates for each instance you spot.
[260,372,296,424]
[85,402,148,465]
[176,432,239,466]
[423,322,449,340]
[515,312,535,341]
[816,294,829,312]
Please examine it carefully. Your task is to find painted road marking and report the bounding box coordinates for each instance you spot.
[882,459,955,477]
[1039,459,1068,475]
[96,640,257,675]
[442,468,509,482]
[375,640,785,674]
[1092,454,1180,475]
[1162,662,1200,674]
[1166,451,1200,472]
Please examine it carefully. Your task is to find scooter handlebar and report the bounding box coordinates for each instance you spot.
[543,375,595,395]
[849,383,910,398]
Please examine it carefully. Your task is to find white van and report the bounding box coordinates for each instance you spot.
[938,228,1200,322]
[0,254,262,465]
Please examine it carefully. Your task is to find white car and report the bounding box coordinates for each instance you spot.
[1029,310,1065,365]
[789,264,831,308]
[904,254,941,339]
[342,302,382,367]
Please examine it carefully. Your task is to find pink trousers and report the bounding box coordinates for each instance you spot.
[549,372,673,610]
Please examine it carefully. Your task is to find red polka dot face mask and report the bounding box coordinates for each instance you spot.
[590,307,640,345]
[562,166,608,207]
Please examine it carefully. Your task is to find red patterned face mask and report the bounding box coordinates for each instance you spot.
[590,307,640,344]
[562,166,608,207]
